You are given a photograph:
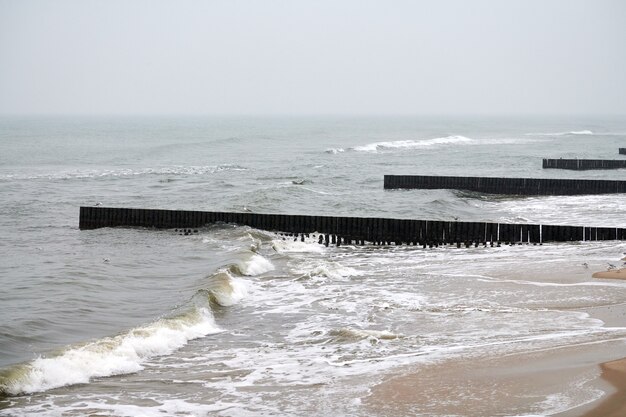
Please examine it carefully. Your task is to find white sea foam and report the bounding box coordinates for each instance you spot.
[526,130,594,136]
[330,327,402,341]
[272,239,326,253]
[0,308,221,396]
[2,398,242,417]
[325,148,345,154]
[235,253,275,276]
[206,271,250,307]
[351,135,473,152]
[303,264,362,280]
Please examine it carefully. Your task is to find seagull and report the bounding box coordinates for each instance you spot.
[103,258,110,263]
[607,263,617,270]
[582,262,588,268]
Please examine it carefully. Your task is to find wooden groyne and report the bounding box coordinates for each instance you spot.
[384,175,626,195]
[543,159,626,170]
[79,206,625,246]
[620,148,626,155]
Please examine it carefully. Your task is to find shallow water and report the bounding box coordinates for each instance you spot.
[1,115,626,416]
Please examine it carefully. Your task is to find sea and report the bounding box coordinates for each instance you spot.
[1,115,626,416]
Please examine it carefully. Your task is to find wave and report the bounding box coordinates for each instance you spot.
[0,307,221,396]
[325,148,345,154]
[349,135,473,153]
[202,271,249,307]
[329,327,402,342]
[0,164,247,181]
[299,263,362,280]
[230,253,275,276]
[0,249,273,397]
[272,239,326,254]
[526,130,594,137]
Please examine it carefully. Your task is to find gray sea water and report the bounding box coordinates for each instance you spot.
[1,115,626,416]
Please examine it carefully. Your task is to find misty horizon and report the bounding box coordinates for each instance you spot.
[1,0,625,116]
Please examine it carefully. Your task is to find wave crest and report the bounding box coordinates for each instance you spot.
[0,308,221,396]
[204,271,249,307]
[350,136,473,153]
[526,130,593,137]
[229,253,275,276]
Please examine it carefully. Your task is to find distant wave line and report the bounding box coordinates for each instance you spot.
[325,135,473,154]
[525,130,594,137]
[0,164,248,181]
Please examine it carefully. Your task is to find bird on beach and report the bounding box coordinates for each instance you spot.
[581,262,588,268]
[607,263,617,270]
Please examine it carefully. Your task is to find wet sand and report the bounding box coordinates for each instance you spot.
[575,358,626,417]
[365,300,626,417]
[592,267,626,280]
[572,256,626,415]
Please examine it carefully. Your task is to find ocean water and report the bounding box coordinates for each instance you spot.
[1,115,626,416]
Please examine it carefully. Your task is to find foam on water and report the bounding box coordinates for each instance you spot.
[204,270,250,307]
[0,398,241,417]
[0,307,221,396]
[325,147,345,154]
[350,135,473,152]
[526,130,594,136]
[330,328,403,341]
[232,253,275,276]
[272,239,326,254]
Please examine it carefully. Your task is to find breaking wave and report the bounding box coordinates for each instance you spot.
[526,130,594,137]
[0,307,221,396]
[348,136,473,153]
[203,271,249,307]
[325,148,345,154]
[0,249,274,397]
[230,253,275,276]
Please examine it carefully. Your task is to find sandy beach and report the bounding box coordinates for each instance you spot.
[365,340,625,417]
[574,266,626,416]
[574,358,626,417]
[364,272,626,417]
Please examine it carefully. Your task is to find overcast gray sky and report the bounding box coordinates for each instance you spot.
[1,0,625,115]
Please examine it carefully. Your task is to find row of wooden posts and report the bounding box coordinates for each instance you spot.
[543,148,626,170]
[80,207,626,246]
[383,175,626,195]
[543,159,626,170]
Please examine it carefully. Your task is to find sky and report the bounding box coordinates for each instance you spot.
[0,0,625,116]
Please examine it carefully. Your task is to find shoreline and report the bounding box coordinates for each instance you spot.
[364,269,626,417]
[592,267,626,280]
[575,357,626,417]
[570,262,626,417]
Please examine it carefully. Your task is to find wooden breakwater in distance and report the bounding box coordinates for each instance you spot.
[79,206,626,246]
[620,148,626,155]
[543,159,626,170]
[384,175,626,195]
